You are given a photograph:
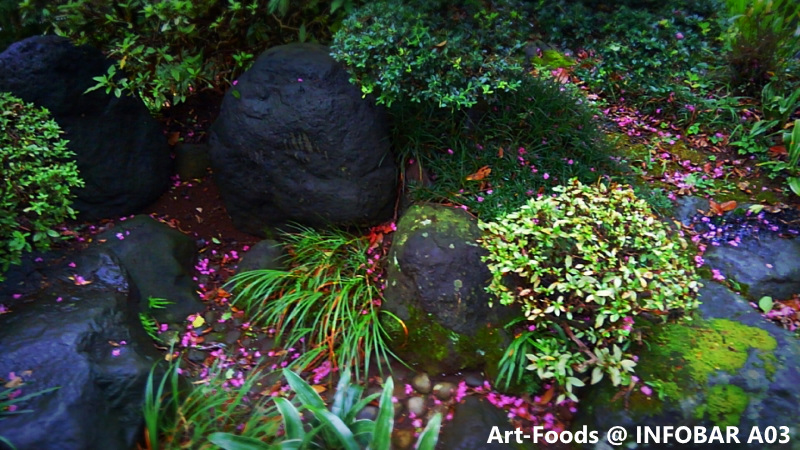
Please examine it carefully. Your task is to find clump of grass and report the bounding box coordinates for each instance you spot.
[226,226,401,381]
[393,75,621,219]
[143,354,279,450]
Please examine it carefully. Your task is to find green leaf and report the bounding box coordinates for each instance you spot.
[232,89,241,99]
[591,367,603,385]
[415,413,442,450]
[208,432,268,450]
[787,177,800,197]
[758,296,774,314]
[306,406,360,450]
[282,369,325,409]
[370,377,394,449]
[274,397,304,441]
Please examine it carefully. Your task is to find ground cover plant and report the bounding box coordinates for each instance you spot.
[209,368,442,450]
[0,92,83,282]
[392,76,621,219]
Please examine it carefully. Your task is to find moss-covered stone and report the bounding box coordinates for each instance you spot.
[383,203,520,374]
[694,385,748,428]
[383,304,508,375]
[580,317,777,429]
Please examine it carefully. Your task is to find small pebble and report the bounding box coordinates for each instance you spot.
[411,372,431,394]
[392,429,415,449]
[433,382,456,401]
[356,405,378,421]
[407,396,427,416]
[464,372,485,388]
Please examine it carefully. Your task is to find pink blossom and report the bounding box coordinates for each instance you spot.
[641,385,653,396]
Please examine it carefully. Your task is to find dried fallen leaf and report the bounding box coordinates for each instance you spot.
[769,145,787,157]
[538,386,555,405]
[167,132,181,146]
[5,375,24,389]
[466,166,491,181]
[709,200,737,215]
[498,147,504,158]
[311,385,327,394]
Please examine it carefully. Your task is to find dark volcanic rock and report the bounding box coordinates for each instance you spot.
[94,215,203,323]
[0,36,170,220]
[209,43,396,235]
[0,249,160,450]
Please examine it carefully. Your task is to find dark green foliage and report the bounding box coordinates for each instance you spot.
[536,1,725,103]
[0,0,47,52]
[0,92,83,281]
[331,0,532,109]
[396,76,620,220]
[36,0,356,111]
[722,0,800,93]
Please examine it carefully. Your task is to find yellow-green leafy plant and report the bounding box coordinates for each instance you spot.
[0,92,83,281]
[479,180,701,402]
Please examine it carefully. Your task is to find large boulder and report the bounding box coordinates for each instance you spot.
[0,248,160,450]
[438,397,526,450]
[574,283,800,448]
[208,43,396,235]
[382,204,515,375]
[704,235,800,300]
[94,215,203,323]
[0,35,170,220]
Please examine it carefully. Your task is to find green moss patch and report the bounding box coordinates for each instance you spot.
[633,318,776,426]
[694,385,749,428]
[383,305,506,374]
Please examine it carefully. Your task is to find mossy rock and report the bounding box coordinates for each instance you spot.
[383,203,519,375]
[574,283,800,448]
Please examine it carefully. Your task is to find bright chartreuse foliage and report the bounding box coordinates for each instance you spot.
[479,180,701,402]
[0,92,83,281]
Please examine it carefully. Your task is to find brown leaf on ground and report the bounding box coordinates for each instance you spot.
[466,166,491,181]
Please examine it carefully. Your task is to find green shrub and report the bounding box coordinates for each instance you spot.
[331,0,531,109]
[722,0,800,92]
[397,75,620,220]
[535,1,724,104]
[478,180,701,403]
[0,92,83,281]
[34,0,356,111]
[0,0,48,52]
[226,226,400,381]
